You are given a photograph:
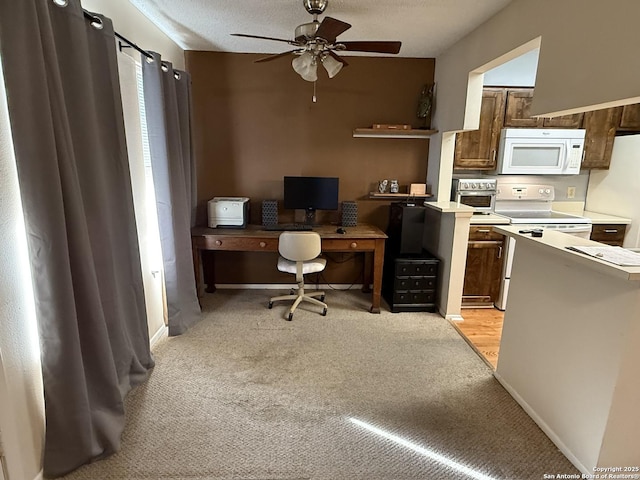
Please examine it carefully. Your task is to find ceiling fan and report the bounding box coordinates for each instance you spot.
[231,0,402,82]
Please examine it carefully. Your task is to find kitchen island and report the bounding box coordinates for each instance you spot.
[492,226,640,475]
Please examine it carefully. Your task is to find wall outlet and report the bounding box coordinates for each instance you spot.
[567,186,576,199]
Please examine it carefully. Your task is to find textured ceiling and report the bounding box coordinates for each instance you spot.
[128,0,513,58]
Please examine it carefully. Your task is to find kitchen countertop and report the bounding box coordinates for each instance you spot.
[469,212,510,225]
[582,210,632,224]
[494,225,640,281]
[423,201,475,215]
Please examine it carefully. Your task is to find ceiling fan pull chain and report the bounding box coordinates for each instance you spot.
[312,81,317,103]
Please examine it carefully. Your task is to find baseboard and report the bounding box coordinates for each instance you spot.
[444,312,464,322]
[149,326,167,349]
[32,469,43,480]
[492,372,590,475]
[214,284,364,290]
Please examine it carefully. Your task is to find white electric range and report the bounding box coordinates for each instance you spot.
[493,183,592,310]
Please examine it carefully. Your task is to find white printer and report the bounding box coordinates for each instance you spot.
[207,197,250,228]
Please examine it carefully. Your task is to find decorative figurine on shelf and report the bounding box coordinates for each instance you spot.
[390,179,399,193]
[417,83,435,129]
[378,179,388,193]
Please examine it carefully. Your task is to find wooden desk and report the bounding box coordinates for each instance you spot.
[191,224,387,313]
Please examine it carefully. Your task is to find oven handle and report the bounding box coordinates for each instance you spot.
[468,240,504,247]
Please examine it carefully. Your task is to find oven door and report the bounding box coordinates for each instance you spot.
[455,192,495,212]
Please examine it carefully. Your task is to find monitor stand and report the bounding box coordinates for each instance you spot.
[304,208,317,226]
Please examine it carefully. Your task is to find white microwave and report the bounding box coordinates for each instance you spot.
[497,128,586,175]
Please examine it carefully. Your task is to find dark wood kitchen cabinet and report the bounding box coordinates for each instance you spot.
[454,88,505,171]
[503,88,584,128]
[590,224,627,246]
[462,226,505,307]
[617,103,640,132]
[581,107,623,169]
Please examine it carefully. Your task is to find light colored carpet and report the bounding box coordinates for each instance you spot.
[61,289,578,480]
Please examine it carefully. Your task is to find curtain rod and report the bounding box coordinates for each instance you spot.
[82,9,154,61]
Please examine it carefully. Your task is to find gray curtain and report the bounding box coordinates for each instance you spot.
[0,0,154,477]
[142,52,201,336]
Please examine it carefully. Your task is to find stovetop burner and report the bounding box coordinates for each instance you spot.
[493,209,591,224]
[494,183,591,226]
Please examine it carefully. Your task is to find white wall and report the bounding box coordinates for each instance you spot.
[586,135,640,248]
[428,0,640,201]
[483,48,538,88]
[82,0,184,70]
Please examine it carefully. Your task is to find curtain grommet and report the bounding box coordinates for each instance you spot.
[161,63,170,73]
[174,71,182,80]
[52,0,69,7]
[90,16,104,30]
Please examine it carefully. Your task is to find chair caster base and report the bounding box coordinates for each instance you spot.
[287,312,293,321]
[268,301,273,309]
[322,307,327,316]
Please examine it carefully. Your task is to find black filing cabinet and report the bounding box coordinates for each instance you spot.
[383,252,439,313]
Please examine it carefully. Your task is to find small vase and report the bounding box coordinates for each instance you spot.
[390,180,399,194]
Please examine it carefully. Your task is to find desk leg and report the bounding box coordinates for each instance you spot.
[204,251,216,294]
[192,243,204,299]
[370,239,385,313]
[362,252,372,293]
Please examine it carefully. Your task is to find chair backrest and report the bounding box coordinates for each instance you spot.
[278,231,322,262]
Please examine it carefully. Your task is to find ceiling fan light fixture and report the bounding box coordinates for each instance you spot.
[292,52,318,82]
[321,54,343,78]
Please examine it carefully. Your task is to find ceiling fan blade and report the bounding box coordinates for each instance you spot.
[315,16,351,43]
[255,50,299,63]
[339,41,402,55]
[328,51,348,67]
[231,33,299,46]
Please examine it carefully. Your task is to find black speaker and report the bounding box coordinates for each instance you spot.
[341,201,358,227]
[387,202,425,254]
[262,199,278,226]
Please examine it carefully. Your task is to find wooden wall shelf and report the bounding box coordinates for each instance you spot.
[353,128,438,139]
[369,192,433,200]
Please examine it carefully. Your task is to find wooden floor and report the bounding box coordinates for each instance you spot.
[451,308,504,369]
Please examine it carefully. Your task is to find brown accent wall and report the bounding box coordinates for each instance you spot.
[186,51,435,284]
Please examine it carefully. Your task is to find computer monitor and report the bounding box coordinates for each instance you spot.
[283,176,339,224]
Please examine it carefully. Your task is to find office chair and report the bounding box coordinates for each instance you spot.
[269,231,327,321]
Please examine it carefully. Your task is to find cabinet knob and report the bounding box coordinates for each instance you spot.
[350,242,357,249]
[259,241,266,248]
[215,240,222,246]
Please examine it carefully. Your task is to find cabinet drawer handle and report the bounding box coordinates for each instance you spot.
[350,242,358,249]
[259,241,266,248]
[603,229,618,233]
[476,229,491,233]
[215,240,222,246]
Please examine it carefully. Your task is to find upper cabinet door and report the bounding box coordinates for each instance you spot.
[542,113,584,128]
[453,88,506,170]
[504,88,584,128]
[582,107,623,169]
[503,89,543,128]
[618,103,640,131]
